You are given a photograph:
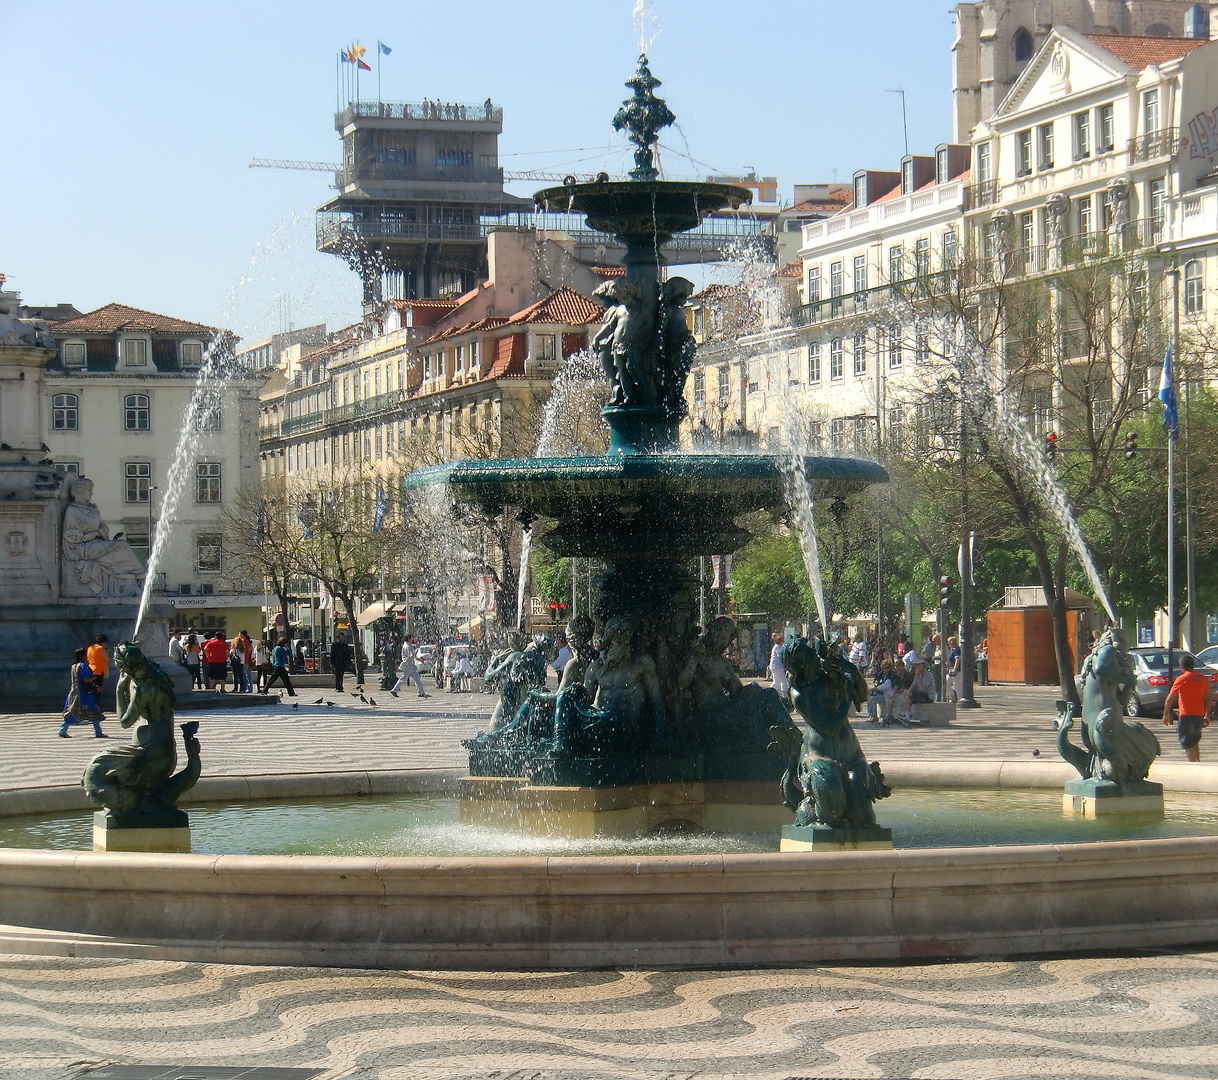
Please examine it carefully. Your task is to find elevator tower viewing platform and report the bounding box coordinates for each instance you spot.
[316,99,532,304]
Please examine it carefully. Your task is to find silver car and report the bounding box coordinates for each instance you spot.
[1125,649,1217,716]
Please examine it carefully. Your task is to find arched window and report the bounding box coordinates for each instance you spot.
[1013,28,1034,63]
[1186,260,1205,314]
[124,393,149,431]
[1144,22,1173,37]
[52,393,78,430]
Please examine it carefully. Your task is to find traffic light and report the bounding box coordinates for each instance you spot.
[939,575,952,608]
[1125,430,1138,460]
[548,601,558,623]
[1045,431,1057,461]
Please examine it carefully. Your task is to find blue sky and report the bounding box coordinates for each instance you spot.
[0,0,955,341]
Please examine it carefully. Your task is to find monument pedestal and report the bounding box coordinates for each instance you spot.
[92,809,192,853]
[779,824,894,851]
[458,777,792,839]
[1063,777,1164,817]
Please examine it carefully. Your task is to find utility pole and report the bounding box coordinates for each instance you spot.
[1185,365,1199,650]
[1167,267,1180,672]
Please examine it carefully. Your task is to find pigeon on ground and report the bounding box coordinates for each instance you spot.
[312,697,324,705]
[325,700,335,707]
[291,702,299,710]
[359,693,368,704]
[368,697,377,706]
[1031,748,1040,756]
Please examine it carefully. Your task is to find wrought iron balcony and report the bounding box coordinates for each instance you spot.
[336,100,503,126]
[1128,127,1180,163]
[963,180,1001,211]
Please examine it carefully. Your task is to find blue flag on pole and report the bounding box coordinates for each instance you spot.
[1159,344,1179,441]
[378,41,392,55]
[373,484,387,532]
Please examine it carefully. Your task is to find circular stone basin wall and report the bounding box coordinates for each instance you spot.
[3,761,1218,969]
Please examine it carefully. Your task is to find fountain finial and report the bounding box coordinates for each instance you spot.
[613,54,676,182]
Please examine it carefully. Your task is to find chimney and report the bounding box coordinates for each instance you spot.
[1186,4,1210,39]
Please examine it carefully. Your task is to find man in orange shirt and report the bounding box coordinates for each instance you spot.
[86,635,110,692]
[202,631,230,692]
[1163,654,1213,762]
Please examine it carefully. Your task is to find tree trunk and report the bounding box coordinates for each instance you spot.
[339,594,365,686]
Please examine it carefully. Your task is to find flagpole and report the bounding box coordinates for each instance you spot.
[377,42,382,103]
[1168,267,1180,660]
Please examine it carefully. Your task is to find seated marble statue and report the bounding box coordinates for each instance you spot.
[677,615,793,752]
[62,478,145,598]
[81,643,200,825]
[1058,626,1160,784]
[769,636,890,829]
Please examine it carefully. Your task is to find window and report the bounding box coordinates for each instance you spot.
[124,393,149,430]
[693,370,706,402]
[398,359,406,388]
[181,342,203,368]
[196,533,223,574]
[1078,196,1093,236]
[125,532,149,566]
[914,237,931,276]
[889,245,903,283]
[1186,260,1205,314]
[193,391,221,432]
[1074,111,1091,160]
[888,330,902,368]
[936,147,950,185]
[62,341,85,367]
[830,261,843,297]
[363,370,370,398]
[537,334,557,361]
[829,338,844,380]
[195,462,221,503]
[455,345,464,372]
[342,376,349,405]
[52,393,78,430]
[806,343,821,383]
[1017,212,1034,253]
[915,327,929,364]
[902,158,915,194]
[853,254,867,295]
[124,339,147,367]
[1038,123,1054,170]
[1098,191,1113,231]
[807,421,823,452]
[829,418,846,452]
[437,147,473,169]
[376,424,383,457]
[942,228,958,268]
[469,341,478,368]
[125,462,151,503]
[55,461,79,475]
[1015,129,1032,177]
[854,174,867,208]
[1097,104,1115,152]
[374,367,381,397]
[693,308,705,335]
[1013,27,1034,63]
[1143,89,1161,135]
[853,332,867,376]
[1150,177,1166,232]
[717,365,730,401]
[806,267,820,304]
[976,142,992,184]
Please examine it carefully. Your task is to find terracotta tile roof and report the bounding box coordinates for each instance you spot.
[51,302,215,336]
[779,259,804,279]
[485,332,527,378]
[591,265,626,278]
[1086,33,1209,69]
[692,283,745,302]
[790,200,854,213]
[874,184,905,204]
[422,316,507,347]
[505,286,602,326]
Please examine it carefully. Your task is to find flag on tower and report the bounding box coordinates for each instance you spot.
[1159,344,1179,440]
[356,58,371,70]
[373,484,388,532]
[378,41,392,54]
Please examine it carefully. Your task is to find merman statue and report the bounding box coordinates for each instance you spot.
[768,636,890,829]
[81,642,200,827]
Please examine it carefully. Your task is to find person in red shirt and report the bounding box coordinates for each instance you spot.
[202,632,230,691]
[1163,654,1213,762]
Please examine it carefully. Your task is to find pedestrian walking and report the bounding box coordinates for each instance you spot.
[87,634,110,695]
[228,634,248,693]
[390,636,429,698]
[1164,654,1213,762]
[768,632,789,699]
[946,636,962,702]
[264,637,296,696]
[168,629,186,667]
[184,633,202,688]
[331,633,352,692]
[237,630,254,692]
[253,638,273,693]
[552,635,572,682]
[60,648,106,738]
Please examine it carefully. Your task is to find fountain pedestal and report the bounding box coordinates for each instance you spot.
[779,825,894,851]
[458,777,791,839]
[93,810,191,853]
[1063,777,1164,817]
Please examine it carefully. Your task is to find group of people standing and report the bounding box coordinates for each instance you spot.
[168,628,297,697]
[60,634,110,738]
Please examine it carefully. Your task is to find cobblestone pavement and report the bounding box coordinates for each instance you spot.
[0,682,1139,794]
[5,951,1218,1079]
[4,681,1214,1080]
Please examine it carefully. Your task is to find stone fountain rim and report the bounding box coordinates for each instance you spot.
[533,178,753,213]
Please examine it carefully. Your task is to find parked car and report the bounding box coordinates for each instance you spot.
[1125,649,1216,716]
[1195,644,1218,669]
[415,644,437,667]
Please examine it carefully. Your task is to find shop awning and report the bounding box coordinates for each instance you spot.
[356,601,399,627]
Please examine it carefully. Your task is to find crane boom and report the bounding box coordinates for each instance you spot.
[248,157,622,183]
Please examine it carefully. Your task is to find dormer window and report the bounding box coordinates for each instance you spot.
[62,341,85,367]
[537,334,557,361]
[853,174,867,208]
[181,341,203,368]
[124,339,148,367]
[902,159,914,194]
[936,148,950,185]
[469,341,479,368]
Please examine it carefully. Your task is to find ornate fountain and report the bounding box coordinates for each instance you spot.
[407,57,888,837]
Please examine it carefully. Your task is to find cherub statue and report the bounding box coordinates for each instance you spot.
[656,276,696,417]
[81,643,200,825]
[768,636,890,829]
[592,279,657,407]
[1058,626,1160,784]
[571,616,663,750]
[482,633,552,732]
